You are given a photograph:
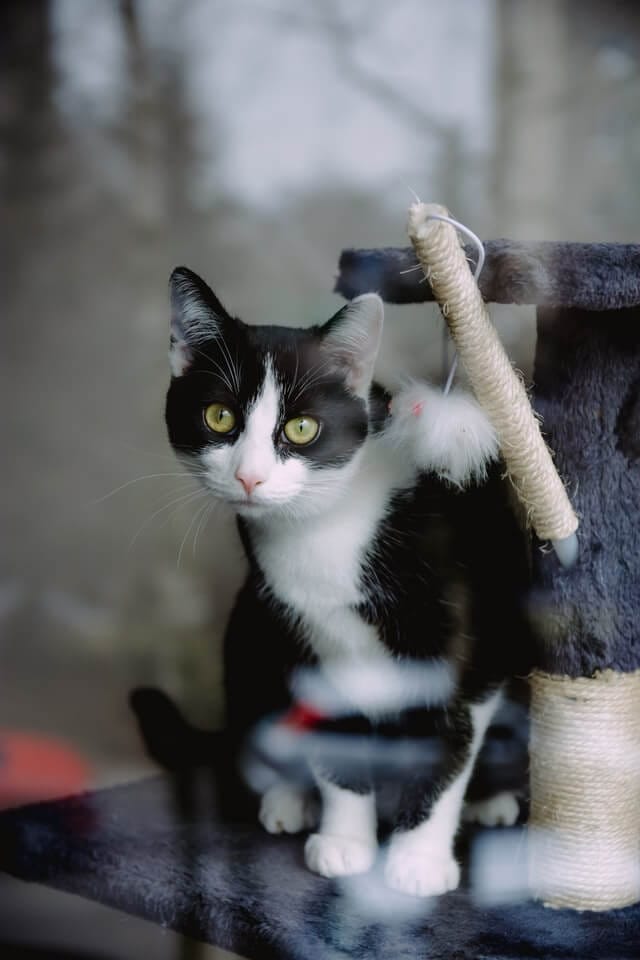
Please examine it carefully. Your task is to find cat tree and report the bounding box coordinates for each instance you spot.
[1,229,639,957]
[338,216,640,912]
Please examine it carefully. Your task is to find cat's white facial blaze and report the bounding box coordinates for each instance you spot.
[229,362,284,499]
[200,360,346,518]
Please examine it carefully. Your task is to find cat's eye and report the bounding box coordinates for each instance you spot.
[204,403,236,434]
[283,416,320,446]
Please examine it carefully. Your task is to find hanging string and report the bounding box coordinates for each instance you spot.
[430,214,486,395]
[408,201,579,567]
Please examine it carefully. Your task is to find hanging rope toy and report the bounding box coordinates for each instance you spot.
[407,201,579,567]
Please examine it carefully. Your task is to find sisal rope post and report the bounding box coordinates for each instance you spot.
[528,670,640,910]
[407,202,578,553]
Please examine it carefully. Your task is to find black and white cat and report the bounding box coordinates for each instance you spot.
[165,266,529,897]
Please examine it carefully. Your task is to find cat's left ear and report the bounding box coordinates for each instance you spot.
[168,267,232,377]
[320,294,384,399]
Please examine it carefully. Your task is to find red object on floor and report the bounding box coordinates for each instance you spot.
[0,731,91,810]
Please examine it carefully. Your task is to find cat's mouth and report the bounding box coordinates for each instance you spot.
[228,496,272,513]
[227,493,299,518]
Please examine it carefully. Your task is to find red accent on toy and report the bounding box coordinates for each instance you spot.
[280,703,326,731]
[0,731,91,811]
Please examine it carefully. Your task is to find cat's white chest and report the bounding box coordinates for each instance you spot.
[250,445,406,663]
[253,494,373,615]
[247,444,443,716]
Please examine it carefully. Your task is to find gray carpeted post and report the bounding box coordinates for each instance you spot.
[335,243,640,911]
[528,305,640,909]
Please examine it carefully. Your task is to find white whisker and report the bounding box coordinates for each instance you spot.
[288,347,301,401]
[192,499,218,558]
[189,344,236,394]
[90,473,196,506]
[288,359,333,404]
[128,488,208,552]
[177,496,212,568]
[216,330,243,394]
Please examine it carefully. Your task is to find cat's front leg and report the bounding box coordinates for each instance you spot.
[385,784,463,897]
[304,766,378,878]
[462,790,520,827]
[385,691,501,897]
[259,782,318,834]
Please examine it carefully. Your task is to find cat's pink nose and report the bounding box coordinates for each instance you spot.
[235,471,264,496]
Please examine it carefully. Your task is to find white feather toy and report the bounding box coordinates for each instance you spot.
[385,380,499,488]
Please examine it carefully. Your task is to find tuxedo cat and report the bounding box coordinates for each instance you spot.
[165,267,529,897]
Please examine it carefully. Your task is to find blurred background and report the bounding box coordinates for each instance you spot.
[2,0,640,956]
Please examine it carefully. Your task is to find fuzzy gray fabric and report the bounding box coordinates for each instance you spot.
[1,773,638,960]
[337,241,640,675]
[336,243,640,310]
[530,306,640,675]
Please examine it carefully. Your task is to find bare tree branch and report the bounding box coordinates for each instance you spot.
[246,0,450,140]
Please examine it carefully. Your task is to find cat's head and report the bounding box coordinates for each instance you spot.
[165,267,384,520]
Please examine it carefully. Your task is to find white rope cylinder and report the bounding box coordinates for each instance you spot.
[529,669,640,910]
[407,202,578,544]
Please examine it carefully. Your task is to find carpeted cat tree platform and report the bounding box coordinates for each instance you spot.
[1,753,639,959]
[2,238,640,958]
[0,732,638,960]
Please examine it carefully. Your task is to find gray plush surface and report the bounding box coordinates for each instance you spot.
[531,306,640,675]
[336,242,640,310]
[1,774,639,959]
[337,238,640,675]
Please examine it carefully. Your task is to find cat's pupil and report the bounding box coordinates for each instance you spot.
[204,402,236,434]
[283,415,319,445]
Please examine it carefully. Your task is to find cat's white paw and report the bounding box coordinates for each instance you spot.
[304,832,377,878]
[463,791,520,827]
[384,847,460,898]
[259,784,316,835]
[387,381,497,487]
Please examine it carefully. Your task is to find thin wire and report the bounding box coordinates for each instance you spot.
[419,208,579,567]
[425,214,486,281]
[422,212,486,395]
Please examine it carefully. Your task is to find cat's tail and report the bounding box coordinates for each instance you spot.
[129,686,257,821]
[129,686,221,771]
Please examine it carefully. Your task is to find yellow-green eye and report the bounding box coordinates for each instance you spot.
[283,416,320,445]
[204,403,236,434]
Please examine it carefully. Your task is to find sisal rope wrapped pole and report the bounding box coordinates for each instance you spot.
[529,670,640,910]
[407,202,578,559]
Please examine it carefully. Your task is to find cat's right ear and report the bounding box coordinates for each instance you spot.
[168,267,231,377]
[320,294,384,399]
